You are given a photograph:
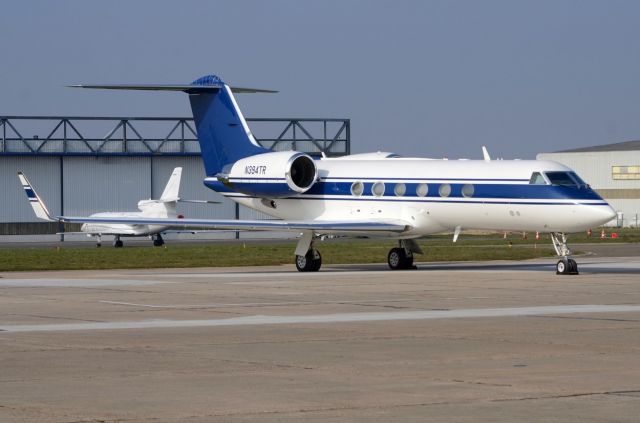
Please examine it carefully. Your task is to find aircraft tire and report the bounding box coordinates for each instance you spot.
[296,249,321,272]
[114,240,124,248]
[153,238,164,247]
[311,250,322,271]
[388,248,408,270]
[556,259,579,275]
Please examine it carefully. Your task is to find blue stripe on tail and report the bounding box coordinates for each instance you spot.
[188,75,268,177]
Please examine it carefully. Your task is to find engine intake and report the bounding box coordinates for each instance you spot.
[223,151,318,198]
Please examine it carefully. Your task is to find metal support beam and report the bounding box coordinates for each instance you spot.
[0,116,350,157]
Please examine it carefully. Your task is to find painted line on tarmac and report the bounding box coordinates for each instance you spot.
[0,279,172,288]
[1,304,640,333]
[99,298,417,309]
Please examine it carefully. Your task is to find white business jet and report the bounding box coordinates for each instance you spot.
[21,75,616,274]
[19,167,184,247]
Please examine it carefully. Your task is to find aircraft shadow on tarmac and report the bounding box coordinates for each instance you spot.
[217,260,640,275]
[317,261,640,275]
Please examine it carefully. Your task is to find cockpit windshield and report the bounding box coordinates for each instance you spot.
[529,172,547,185]
[545,171,580,187]
[569,172,588,186]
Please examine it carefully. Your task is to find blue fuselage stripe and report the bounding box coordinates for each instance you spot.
[204,180,605,202]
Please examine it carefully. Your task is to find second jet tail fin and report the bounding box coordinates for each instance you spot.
[17,172,56,222]
[159,167,182,202]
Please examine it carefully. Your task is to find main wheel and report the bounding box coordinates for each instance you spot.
[153,237,164,247]
[568,258,579,274]
[296,249,321,272]
[310,250,322,271]
[556,259,568,274]
[114,239,124,248]
[388,248,408,270]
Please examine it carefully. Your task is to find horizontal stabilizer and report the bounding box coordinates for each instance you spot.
[69,84,277,94]
[178,199,222,204]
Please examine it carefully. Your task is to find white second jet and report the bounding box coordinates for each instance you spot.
[18,167,184,247]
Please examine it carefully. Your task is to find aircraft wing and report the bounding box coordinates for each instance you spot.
[19,171,409,234]
[56,215,411,233]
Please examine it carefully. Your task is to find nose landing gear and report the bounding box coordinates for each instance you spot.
[550,232,579,275]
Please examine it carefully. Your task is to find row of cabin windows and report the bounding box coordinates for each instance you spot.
[350,182,475,198]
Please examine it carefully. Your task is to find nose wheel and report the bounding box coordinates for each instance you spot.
[550,233,579,275]
[556,258,578,275]
[296,249,322,272]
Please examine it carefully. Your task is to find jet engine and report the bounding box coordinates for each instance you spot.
[221,151,318,198]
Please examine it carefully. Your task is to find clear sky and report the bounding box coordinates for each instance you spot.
[2,0,640,159]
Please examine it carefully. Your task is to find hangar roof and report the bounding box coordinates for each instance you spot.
[556,140,640,153]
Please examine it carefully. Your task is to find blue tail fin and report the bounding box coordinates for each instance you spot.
[188,75,269,176]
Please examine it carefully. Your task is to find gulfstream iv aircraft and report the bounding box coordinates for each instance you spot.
[23,75,616,273]
[19,167,184,247]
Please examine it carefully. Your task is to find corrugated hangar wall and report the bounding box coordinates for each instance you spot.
[1,155,276,238]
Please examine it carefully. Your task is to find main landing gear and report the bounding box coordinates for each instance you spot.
[387,239,420,270]
[152,234,165,247]
[113,235,124,248]
[294,234,423,272]
[550,232,579,275]
[295,248,322,272]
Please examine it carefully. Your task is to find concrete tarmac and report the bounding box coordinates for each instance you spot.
[1,256,640,422]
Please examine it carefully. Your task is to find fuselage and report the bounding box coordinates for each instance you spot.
[81,209,171,236]
[205,155,616,236]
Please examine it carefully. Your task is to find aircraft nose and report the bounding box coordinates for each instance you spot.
[590,204,617,226]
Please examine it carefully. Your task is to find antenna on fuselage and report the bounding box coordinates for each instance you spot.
[482,146,491,161]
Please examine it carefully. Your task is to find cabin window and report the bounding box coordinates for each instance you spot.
[372,182,385,197]
[416,183,428,197]
[545,171,577,187]
[461,184,474,198]
[351,181,364,196]
[394,183,406,196]
[529,172,547,185]
[439,183,451,197]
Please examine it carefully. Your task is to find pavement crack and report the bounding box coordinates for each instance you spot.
[491,389,640,402]
[451,379,513,387]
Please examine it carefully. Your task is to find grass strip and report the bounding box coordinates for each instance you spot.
[0,241,558,272]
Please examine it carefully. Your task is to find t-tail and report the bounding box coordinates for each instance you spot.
[71,75,276,176]
[17,172,56,222]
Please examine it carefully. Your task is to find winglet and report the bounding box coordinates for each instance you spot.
[17,172,56,221]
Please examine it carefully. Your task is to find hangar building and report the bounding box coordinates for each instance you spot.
[0,116,350,240]
[538,141,640,227]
